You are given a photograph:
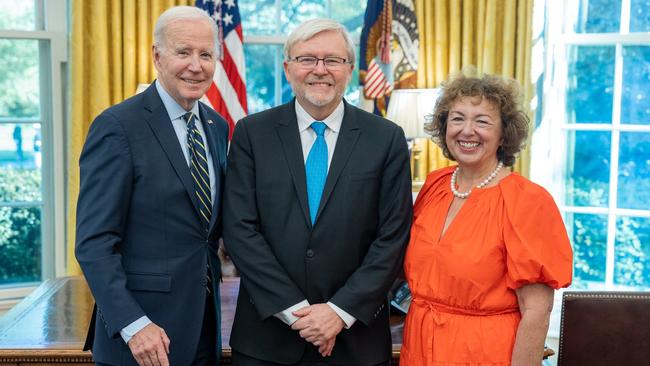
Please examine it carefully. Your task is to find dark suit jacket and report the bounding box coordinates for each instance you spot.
[223,99,413,365]
[75,83,228,366]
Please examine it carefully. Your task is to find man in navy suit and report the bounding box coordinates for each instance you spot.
[223,18,412,366]
[75,6,228,366]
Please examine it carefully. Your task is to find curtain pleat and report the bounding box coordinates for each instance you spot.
[123,0,138,99]
[461,0,475,67]
[448,0,461,74]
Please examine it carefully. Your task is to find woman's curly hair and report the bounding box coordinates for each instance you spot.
[424,70,530,167]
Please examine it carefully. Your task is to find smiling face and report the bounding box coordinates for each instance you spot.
[283,30,353,120]
[445,96,503,172]
[153,17,216,111]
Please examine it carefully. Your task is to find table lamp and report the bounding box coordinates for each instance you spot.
[385,88,440,187]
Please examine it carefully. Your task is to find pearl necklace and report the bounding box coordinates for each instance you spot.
[450,161,504,199]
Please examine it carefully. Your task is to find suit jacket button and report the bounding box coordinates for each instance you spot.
[306,249,314,258]
[200,278,207,286]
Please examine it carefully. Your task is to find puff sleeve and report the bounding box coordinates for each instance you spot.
[501,175,573,290]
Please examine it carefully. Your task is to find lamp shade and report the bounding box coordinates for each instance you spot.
[385,88,441,138]
[135,83,150,94]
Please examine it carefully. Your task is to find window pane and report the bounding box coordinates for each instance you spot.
[567,0,621,33]
[281,70,293,106]
[630,0,650,32]
[565,46,614,124]
[244,44,280,113]
[621,46,650,125]
[0,206,41,284]
[240,0,277,36]
[618,132,650,210]
[565,131,610,207]
[0,0,36,31]
[344,61,360,106]
[331,0,366,38]
[0,39,40,118]
[0,124,42,204]
[567,213,607,286]
[614,216,650,288]
[281,0,327,34]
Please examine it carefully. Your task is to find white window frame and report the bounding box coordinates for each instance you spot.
[0,0,68,302]
[533,0,650,339]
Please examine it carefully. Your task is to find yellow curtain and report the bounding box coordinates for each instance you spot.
[67,0,192,275]
[414,0,534,178]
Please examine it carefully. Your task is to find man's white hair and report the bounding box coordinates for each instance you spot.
[153,6,217,51]
[284,18,356,65]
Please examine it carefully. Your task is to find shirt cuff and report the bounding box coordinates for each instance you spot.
[120,316,152,344]
[327,302,356,329]
[274,300,310,326]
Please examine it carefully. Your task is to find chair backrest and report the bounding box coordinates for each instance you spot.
[558,291,650,366]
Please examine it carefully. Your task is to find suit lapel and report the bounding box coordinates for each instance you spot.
[198,103,226,232]
[142,85,202,218]
[317,101,360,221]
[275,101,312,227]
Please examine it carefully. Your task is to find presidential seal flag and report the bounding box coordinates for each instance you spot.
[360,0,419,116]
[391,0,419,90]
[196,0,247,139]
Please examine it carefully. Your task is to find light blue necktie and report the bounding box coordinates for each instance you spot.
[306,122,328,225]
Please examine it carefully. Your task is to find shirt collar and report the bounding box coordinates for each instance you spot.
[155,80,200,122]
[295,99,344,134]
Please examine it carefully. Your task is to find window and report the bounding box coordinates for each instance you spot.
[0,0,67,290]
[240,0,366,113]
[534,0,650,292]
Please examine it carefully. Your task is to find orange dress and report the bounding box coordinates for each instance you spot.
[400,167,573,366]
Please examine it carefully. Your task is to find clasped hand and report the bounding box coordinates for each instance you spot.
[291,303,345,357]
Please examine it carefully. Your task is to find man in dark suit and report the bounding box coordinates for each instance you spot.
[223,18,413,366]
[75,6,228,366]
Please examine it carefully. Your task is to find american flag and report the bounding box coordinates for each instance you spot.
[196,0,247,139]
[359,0,393,116]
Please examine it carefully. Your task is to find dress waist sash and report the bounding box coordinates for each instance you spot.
[412,297,519,325]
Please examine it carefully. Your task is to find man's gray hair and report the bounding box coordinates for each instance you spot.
[153,6,217,51]
[284,18,356,65]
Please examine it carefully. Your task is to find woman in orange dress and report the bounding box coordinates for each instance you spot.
[400,72,573,366]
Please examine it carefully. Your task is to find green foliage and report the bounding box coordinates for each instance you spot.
[567,177,608,207]
[614,217,650,287]
[0,4,39,118]
[571,213,607,286]
[0,167,41,284]
[0,166,41,202]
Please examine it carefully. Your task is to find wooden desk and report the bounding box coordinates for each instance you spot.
[0,277,94,365]
[0,277,405,365]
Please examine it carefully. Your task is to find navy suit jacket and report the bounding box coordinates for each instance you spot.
[75,83,228,365]
[223,99,413,365]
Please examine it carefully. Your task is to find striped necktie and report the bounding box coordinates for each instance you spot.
[184,112,213,293]
[184,112,212,228]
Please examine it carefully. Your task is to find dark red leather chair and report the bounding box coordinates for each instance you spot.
[558,291,650,366]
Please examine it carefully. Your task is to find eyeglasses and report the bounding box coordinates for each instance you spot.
[288,55,352,69]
